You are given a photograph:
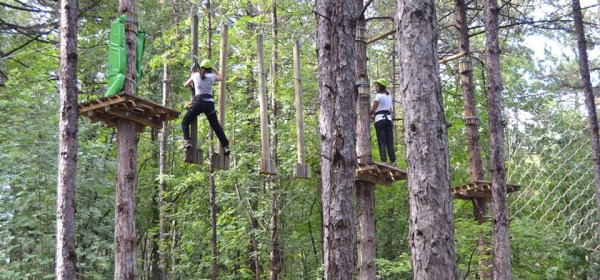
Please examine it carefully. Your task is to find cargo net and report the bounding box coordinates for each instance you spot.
[506,96,598,250]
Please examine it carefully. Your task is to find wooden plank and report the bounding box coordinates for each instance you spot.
[79,93,180,129]
[78,94,128,113]
[86,110,117,127]
[355,162,407,186]
[452,180,521,200]
[103,107,161,129]
[356,173,392,187]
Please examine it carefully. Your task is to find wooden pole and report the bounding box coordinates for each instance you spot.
[215,24,229,169]
[257,33,275,174]
[366,29,394,45]
[294,40,305,165]
[439,52,467,64]
[366,28,465,64]
[293,40,310,178]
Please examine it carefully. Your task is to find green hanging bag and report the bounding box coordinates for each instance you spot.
[104,15,127,97]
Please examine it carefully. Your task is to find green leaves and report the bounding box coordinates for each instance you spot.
[2,0,600,277]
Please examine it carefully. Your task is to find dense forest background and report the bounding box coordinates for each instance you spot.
[1,0,600,278]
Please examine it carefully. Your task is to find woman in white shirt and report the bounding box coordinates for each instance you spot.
[182,59,230,155]
[369,78,396,167]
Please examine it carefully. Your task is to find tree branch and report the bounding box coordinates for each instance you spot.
[359,0,375,18]
[0,1,49,13]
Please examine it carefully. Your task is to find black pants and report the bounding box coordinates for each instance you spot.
[182,96,229,147]
[375,119,395,163]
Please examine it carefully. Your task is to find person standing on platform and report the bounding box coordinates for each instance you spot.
[370,78,396,167]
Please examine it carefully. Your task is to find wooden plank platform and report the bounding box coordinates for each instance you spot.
[355,162,407,186]
[452,180,520,201]
[78,93,180,129]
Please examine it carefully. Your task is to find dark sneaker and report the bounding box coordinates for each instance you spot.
[224,146,231,155]
[183,139,192,149]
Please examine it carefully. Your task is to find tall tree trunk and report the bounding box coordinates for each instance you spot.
[115,119,138,280]
[355,0,376,279]
[483,0,511,277]
[355,184,376,279]
[269,2,282,279]
[572,0,600,248]
[396,0,457,278]
[454,0,492,277]
[158,62,169,280]
[114,0,139,278]
[246,9,263,279]
[56,0,78,277]
[248,186,261,280]
[204,2,219,279]
[315,1,357,279]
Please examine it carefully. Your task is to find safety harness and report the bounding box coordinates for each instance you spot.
[375,110,391,120]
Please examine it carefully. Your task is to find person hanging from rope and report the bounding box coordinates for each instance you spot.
[370,78,396,167]
[182,59,230,155]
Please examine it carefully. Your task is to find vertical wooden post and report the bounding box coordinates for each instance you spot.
[214,24,230,169]
[292,40,311,179]
[257,33,276,174]
[185,13,202,164]
[115,0,139,278]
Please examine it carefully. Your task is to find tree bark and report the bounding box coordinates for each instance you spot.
[269,2,282,279]
[355,0,376,279]
[114,0,139,278]
[245,9,263,279]
[114,119,138,280]
[483,0,512,277]
[203,3,219,279]
[572,0,600,250]
[355,183,376,280]
[158,62,169,280]
[56,0,78,277]
[396,0,457,278]
[455,0,492,277]
[316,0,357,279]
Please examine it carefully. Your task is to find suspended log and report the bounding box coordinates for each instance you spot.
[184,14,202,165]
[257,33,276,175]
[292,40,311,179]
[214,24,229,170]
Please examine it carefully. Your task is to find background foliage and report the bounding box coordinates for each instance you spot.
[1,0,599,278]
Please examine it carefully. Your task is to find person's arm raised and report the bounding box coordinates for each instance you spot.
[213,69,223,81]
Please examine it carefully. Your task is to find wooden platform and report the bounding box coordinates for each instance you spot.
[355,162,407,186]
[78,93,180,129]
[452,180,520,201]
